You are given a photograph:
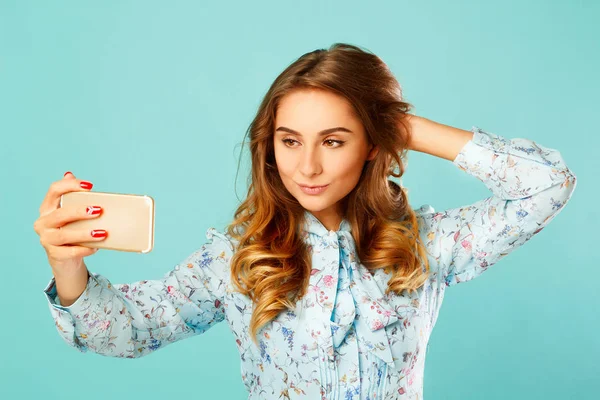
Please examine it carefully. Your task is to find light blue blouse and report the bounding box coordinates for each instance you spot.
[43,126,577,399]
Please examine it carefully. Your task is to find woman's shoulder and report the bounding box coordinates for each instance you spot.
[412,203,438,240]
[204,223,249,254]
[204,226,236,252]
[414,204,435,216]
[413,204,437,226]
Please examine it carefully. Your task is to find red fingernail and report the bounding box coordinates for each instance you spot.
[91,230,107,238]
[80,181,93,190]
[86,206,102,215]
[64,171,72,177]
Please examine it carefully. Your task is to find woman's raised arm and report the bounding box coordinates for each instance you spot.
[415,125,577,287]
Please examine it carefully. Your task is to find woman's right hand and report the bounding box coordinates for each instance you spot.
[33,172,108,279]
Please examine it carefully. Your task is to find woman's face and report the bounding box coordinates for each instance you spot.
[273,88,379,231]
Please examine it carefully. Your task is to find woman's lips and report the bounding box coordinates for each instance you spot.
[297,183,329,195]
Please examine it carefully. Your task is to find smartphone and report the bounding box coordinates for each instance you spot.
[59,191,155,253]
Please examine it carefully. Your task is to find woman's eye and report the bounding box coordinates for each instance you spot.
[324,139,344,147]
[281,139,345,148]
[282,138,298,146]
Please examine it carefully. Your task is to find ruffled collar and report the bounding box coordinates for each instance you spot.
[300,210,352,236]
[298,209,398,366]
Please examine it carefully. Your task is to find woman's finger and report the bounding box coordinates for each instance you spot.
[38,172,94,217]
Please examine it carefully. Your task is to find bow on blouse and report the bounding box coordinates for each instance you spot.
[300,211,398,366]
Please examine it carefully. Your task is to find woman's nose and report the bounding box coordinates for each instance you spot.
[299,149,322,176]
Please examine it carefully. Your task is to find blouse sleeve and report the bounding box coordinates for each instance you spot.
[42,227,234,358]
[416,126,577,287]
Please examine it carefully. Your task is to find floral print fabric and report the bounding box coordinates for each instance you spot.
[43,126,576,399]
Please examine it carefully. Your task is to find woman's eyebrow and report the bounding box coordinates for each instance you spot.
[275,126,353,136]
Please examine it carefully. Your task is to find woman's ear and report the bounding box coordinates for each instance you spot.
[367,144,380,161]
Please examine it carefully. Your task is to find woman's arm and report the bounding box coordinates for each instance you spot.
[43,227,234,358]
[410,122,577,287]
[406,115,474,161]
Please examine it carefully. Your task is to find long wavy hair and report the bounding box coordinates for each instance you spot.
[225,43,430,345]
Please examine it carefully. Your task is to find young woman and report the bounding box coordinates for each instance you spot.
[34,43,577,399]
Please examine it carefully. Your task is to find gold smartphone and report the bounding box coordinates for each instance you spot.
[59,191,155,253]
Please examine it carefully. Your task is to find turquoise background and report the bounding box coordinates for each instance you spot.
[1,1,597,399]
